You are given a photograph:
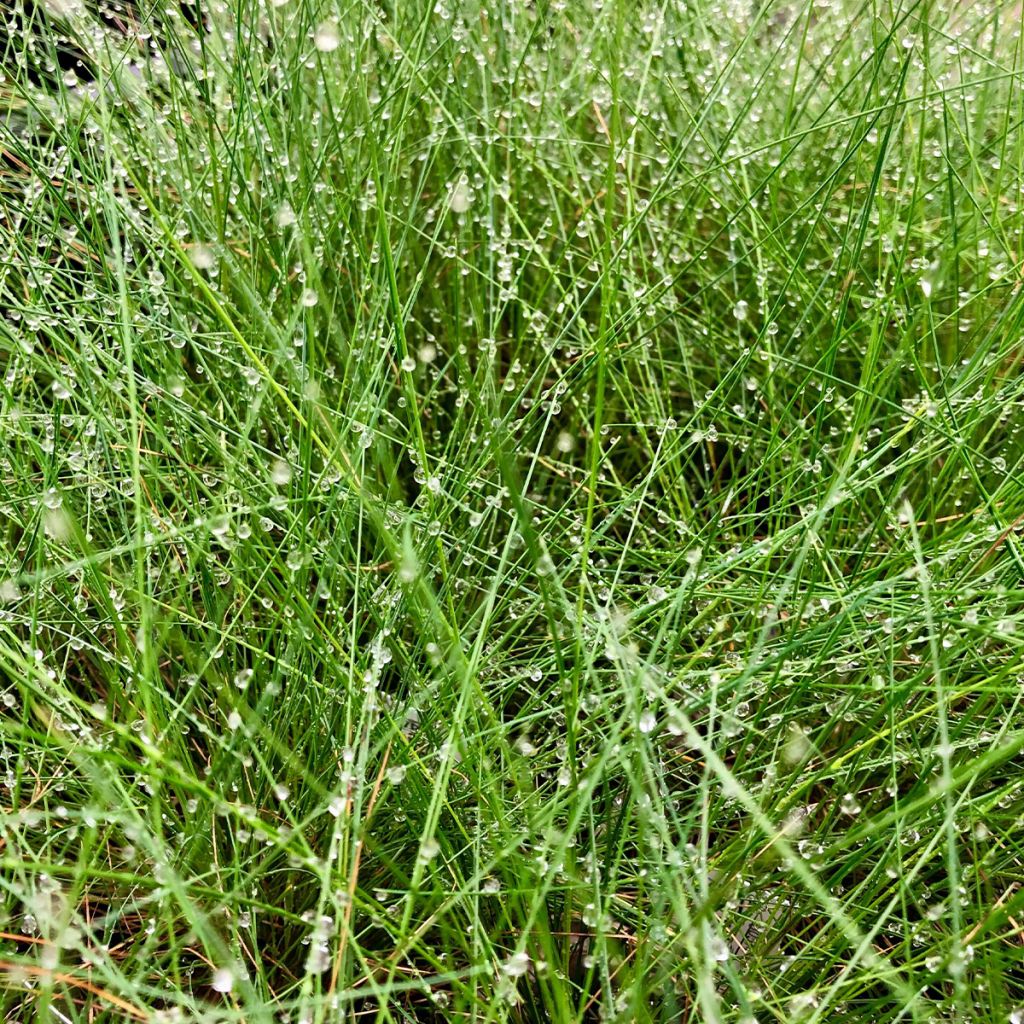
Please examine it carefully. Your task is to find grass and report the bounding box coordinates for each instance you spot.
[1,0,1023,1019]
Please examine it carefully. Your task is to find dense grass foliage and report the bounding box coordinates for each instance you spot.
[2,0,1024,1020]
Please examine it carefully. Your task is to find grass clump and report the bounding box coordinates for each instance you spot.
[1,0,1024,1020]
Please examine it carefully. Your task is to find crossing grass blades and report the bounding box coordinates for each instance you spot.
[1,0,1024,1021]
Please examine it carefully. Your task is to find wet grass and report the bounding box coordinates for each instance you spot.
[1,0,1024,1021]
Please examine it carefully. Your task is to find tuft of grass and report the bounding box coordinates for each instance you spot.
[1,0,1023,1020]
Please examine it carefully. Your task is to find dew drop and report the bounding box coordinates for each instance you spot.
[270,459,292,485]
[314,21,340,51]
[190,244,216,271]
[450,181,472,213]
[502,951,530,977]
[211,967,234,993]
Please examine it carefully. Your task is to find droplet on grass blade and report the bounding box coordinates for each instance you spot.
[43,0,86,17]
[44,508,71,541]
[270,459,292,485]
[314,21,340,51]
[190,244,216,271]
[450,181,473,213]
[555,431,575,453]
[783,722,810,765]
[502,951,530,978]
[211,967,234,993]
[398,546,419,585]
[306,943,331,973]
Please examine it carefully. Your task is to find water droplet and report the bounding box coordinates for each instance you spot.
[516,735,537,756]
[398,548,419,584]
[555,431,575,453]
[502,951,530,977]
[270,459,292,485]
[190,244,216,271]
[839,792,861,816]
[211,967,234,993]
[314,21,340,51]
[450,181,473,213]
[306,944,331,973]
